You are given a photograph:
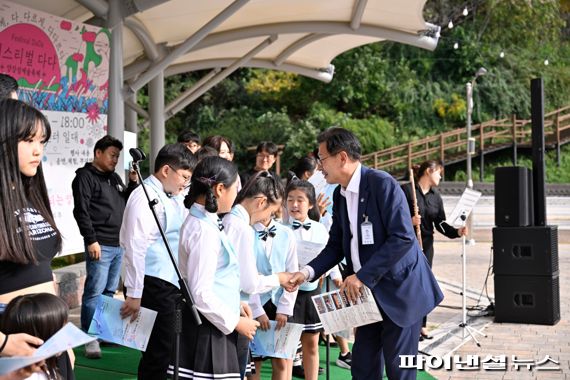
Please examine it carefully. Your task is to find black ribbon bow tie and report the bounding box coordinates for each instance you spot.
[292,221,311,230]
[258,225,277,241]
[217,218,224,231]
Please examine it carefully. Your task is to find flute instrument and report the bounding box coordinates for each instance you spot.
[409,168,423,249]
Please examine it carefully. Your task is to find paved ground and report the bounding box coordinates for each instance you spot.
[421,196,569,379]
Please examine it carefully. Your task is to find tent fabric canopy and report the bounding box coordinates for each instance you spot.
[9,0,440,166]
[12,0,439,83]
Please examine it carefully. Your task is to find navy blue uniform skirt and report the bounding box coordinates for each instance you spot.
[168,310,241,379]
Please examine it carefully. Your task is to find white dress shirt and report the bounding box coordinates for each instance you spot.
[304,164,362,280]
[120,175,187,298]
[179,204,240,334]
[340,163,363,273]
[222,204,280,295]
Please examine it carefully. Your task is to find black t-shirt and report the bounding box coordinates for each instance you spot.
[0,207,60,295]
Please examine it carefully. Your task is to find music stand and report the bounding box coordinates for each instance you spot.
[446,188,486,348]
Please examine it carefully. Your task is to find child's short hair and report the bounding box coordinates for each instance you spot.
[236,171,284,206]
[154,143,197,173]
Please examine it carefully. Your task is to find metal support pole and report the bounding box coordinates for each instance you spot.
[107,0,124,140]
[127,0,250,93]
[466,82,473,190]
[167,35,277,118]
[125,91,139,132]
[149,71,165,172]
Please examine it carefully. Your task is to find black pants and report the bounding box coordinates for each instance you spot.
[137,276,180,380]
[421,235,435,328]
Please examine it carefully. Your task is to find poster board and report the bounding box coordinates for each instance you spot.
[0,1,110,255]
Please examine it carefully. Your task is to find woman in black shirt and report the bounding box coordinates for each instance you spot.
[401,160,467,340]
[0,99,73,379]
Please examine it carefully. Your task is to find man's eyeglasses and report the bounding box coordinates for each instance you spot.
[316,153,336,165]
[168,165,191,187]
[256,154,275,161]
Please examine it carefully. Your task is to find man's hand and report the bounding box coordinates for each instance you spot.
[340,274,364,304]
[120,297,141,322]
[275,313,288,330]
[256,314,270,331]
[457,226,468,236]
[0,333,43,357]
[87,242,101,261]
[284,272,306,292]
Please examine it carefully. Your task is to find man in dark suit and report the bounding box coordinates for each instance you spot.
[287,127,444,380]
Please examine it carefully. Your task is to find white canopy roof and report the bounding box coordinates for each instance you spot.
[12,0,439,83]
[9,0,440,165]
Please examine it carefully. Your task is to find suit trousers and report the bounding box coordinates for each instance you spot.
[352,312,422,380]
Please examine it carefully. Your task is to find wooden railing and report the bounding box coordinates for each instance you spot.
[361,105,570,177]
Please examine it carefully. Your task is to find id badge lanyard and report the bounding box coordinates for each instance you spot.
[361,214,374,245]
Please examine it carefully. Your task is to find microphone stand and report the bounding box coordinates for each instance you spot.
[130,155,201,380]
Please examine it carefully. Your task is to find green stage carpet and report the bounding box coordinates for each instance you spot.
[73,344,436,379]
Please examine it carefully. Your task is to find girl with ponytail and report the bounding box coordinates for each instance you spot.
[174,156,259,379]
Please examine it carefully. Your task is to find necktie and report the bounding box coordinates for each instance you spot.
[257,225,277,241]
[292,221,311,230]
[217,218,224,231]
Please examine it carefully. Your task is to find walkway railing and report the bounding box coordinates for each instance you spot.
[361,105,570,178]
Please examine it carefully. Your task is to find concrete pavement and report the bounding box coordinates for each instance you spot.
[419,196,569,379]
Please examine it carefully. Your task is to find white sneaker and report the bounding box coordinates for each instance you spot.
[84,340,101,359]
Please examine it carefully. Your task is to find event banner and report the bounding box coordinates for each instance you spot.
[0,1,110,255]
[312,287,383,334]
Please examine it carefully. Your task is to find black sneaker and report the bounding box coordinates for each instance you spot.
[292,365,305,378]
[336,352,352,369]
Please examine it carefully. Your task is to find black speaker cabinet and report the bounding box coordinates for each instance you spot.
[495,166,533,227]
[493,226,558,276]
[494,274,560,325]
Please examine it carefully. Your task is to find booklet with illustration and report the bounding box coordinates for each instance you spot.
[312,286,383,334]
[88,295,157,351]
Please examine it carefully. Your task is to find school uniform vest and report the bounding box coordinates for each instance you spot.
[288,218,329,292]
[253,221,291,307]
[143,178,185,288]
[190,205,241,315]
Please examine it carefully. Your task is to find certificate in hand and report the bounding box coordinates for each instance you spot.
[249,321,304,359]
[88,295,157,351]
[296,240,325,268]
[0,323,95,375]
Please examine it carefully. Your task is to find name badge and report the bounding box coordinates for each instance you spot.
[361,215,374,245]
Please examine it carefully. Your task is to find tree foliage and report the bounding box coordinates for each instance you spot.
[137,0,570,176]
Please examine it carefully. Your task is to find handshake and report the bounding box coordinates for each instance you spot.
[277,271,366,304]
[277,271,307,292]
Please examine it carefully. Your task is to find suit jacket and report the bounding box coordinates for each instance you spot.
[308,166,444,328]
